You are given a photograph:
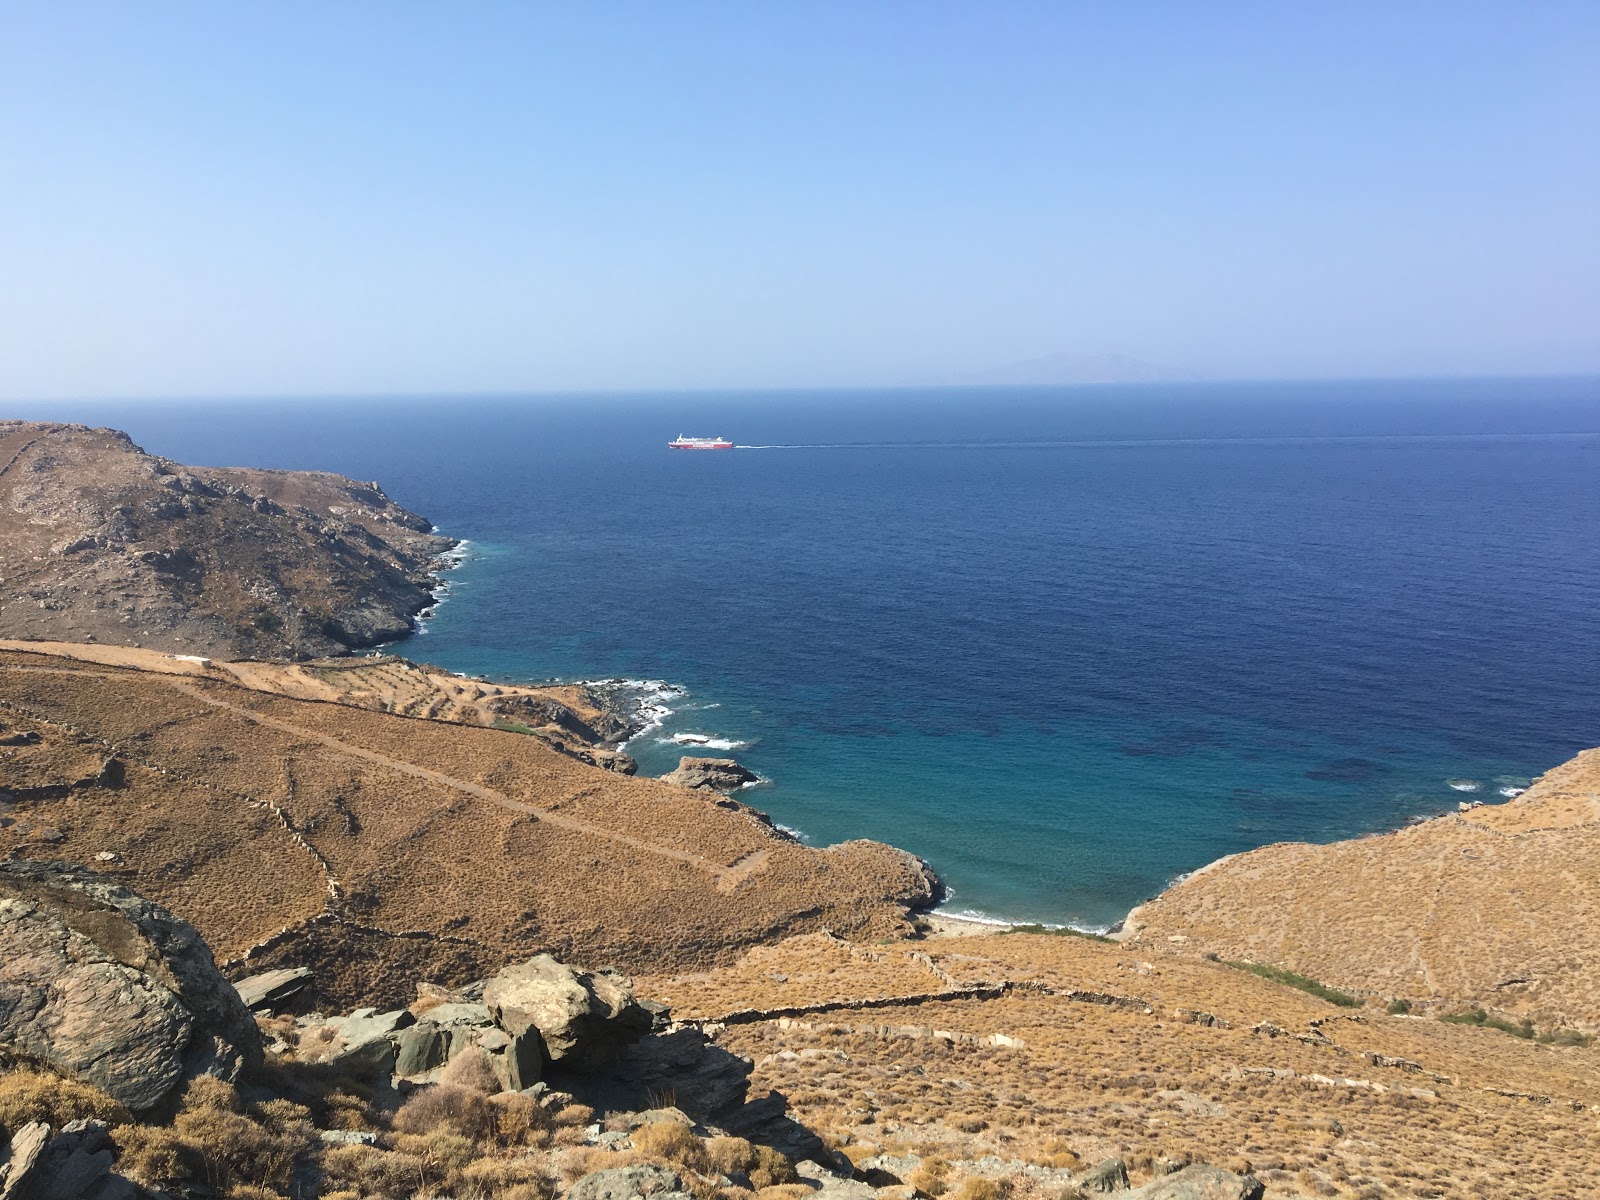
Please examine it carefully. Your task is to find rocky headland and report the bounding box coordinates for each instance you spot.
[0,421,454,659]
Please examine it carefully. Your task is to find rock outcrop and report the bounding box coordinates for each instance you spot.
[0,860,261,1113]
[660,757,761,792]
[0,1119,135,1200]
[0,421,453,658]
[482,955,654,1072]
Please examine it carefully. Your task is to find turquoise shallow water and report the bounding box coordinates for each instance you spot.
[28,378,1600,928]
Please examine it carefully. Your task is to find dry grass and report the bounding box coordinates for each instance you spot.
[0,1070,129,1131]
[0,648,932,1007]
[1126,746,1600,1025]
[644,929,1600,1200]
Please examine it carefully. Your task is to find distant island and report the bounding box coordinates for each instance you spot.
[933,351,1200,387]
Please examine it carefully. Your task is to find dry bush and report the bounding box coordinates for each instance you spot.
[171,1077,317,1195]
[753,1187,813,1200]
[749,1146,798,1190]
[707,1135,760,1175]
[632,1120,711,1173]
[492,1092,555,1147]
[459,1154,554,1200]
[440,1047,502,1095]
[910,1155,952,1197]
[320,1143,434,1198]
[0,1069,129,1131]
[393,1083,497,1142]
[950,1178,1000,1200]
[112,1124,187,1189]
[555,1146,646,1183]
[551,1101,596,1128]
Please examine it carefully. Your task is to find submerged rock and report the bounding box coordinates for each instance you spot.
[0,860,261,1114]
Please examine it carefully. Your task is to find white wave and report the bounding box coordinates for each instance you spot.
[1446,779,1481,792]
[581,678,689,741]
[663,732,750,751]
[1498,785,1526,798]
[774,823,809,842]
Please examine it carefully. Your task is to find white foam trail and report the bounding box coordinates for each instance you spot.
[1498,786,1526,798]
[664,733,750,751]
[1446,779,1482,792]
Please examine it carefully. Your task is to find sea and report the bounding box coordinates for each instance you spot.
[24,377,1600,931]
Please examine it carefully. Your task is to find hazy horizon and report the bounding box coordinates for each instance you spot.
[3,2,1597,401]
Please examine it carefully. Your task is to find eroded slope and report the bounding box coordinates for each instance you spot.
[0,648,936,1008]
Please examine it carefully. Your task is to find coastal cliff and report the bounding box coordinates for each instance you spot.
[0,421,453,659]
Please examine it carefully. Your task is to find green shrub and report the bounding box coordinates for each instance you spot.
[1439,1008,1535,1039]
[1226,961,1362,1008]
[1386,998,1412,1015]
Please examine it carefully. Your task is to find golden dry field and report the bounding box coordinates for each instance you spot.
[641,931,1600,1200]
[1122,750,1600,1029]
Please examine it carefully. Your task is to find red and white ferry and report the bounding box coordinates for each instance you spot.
[668,435,734,450]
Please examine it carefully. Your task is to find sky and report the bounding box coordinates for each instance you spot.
[1,1,1597,399]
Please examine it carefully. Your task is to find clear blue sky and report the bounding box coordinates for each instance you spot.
[2,2,1596,398]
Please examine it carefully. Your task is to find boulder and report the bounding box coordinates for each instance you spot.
[0,861,261,1114]
[483,955,652,1070]
[1073,1158,1131,1194]
[0,1120,135,1200]
[303,1007,414,1074]
[658,757,760,792]
[1123,1166,1263,1200]
[566,1164,692,1200]
[233,966,313,1011]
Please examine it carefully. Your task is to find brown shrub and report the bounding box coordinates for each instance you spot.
[555,1146,645,1183]
[320,1143,433,1198]
[753,1187,813,1200]
[633,1120,711,1173]
[440,1047,502,1095]
[393,1129,479,1174]
[749,1146,798,1190]
[171,1077,316,1195]
[459,1155,554,1200]
[950,1178,1000,1200]
[491,1092,554,1147]
[112,1124,187,1189]
[551,1101,596,1128]
[0,1070,129,1131]
[393,1083,497,1142]
[910,1156,951,1198]
[707,1135,759,1176]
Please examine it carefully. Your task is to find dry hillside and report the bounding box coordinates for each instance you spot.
[639,929,1600,1199]
[0,646,937,1008]
[0,420,452,658]
[1120,749,1600,1029]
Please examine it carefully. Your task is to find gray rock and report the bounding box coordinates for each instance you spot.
[0,1122,51,1200]
[233,966,313,1011]
[483,954,651,1070]
[314,1007,414,1074]
[658,757,760,792]
[1124,1166,1264,1200]
[794,1159,879,1200]
[1074,1158,1131,1194]
[0,1120,136,1200]
[319,1129,380,1146]
[566,1164,692,1200]
[0,861,261,1114]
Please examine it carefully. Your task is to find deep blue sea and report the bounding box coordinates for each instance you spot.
[23,379,1600,929]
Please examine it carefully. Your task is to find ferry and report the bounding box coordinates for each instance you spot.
[668,435,734,450]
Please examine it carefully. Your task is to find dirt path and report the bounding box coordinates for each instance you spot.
[163,678,769,891]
